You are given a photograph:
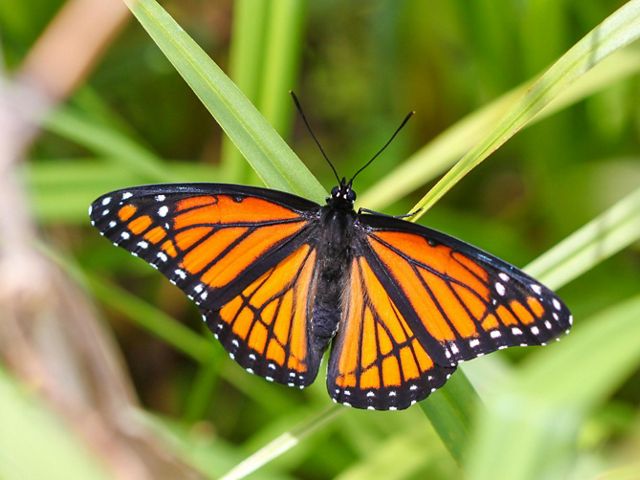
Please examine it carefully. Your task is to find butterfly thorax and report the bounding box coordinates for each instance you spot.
[310,190,357,351]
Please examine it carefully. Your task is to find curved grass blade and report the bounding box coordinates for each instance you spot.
[44,107,174,182]
[408,0,640,220]
[358,46,640,210]
[123,0,325,202]
[525,184,640,290]
[220,405,342,480]
[419,371,480,463]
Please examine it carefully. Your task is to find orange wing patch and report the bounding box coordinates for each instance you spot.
[328,256,455,410]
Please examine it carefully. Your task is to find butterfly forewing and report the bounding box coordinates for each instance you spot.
[358,214,573,367]
[90,184,324,386]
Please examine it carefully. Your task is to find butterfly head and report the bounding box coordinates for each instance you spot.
[327,178,356,210]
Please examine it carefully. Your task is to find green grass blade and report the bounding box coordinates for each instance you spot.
[524,185,640,290]
[358,46,640,210]
[219,0,270,181]
[124,0,325,201]
[419,370,480,464]
[467,293,640,480]
[43,107,173,182]
[404,1,640,219]
[257,0,307,139]
[26,160,220,223]
[221,405,342,480]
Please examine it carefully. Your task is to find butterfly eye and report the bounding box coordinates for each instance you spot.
[347,190,356,202]
[331,186,340,197]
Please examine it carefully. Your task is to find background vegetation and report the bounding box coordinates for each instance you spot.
[1,1,639,479]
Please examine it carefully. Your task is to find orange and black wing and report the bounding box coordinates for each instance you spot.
[327,214,572,410]
[360,215,572,365]
[90,184,324,387]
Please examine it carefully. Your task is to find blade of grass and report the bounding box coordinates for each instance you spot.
[525,184,640,290]
[419,369,480,463]
[219,0,270,182]
[43,107,174,182]
[243,0,307,186]
[124,0,325,201]
[26,160,221,223]
[358,46,640,210]
[467,293,640,480]
[257,0,307,142]
[221,405,342,480]
[409,0,640,220]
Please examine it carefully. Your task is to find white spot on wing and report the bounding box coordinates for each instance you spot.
[102,197,111,206]
[490,330,501,339]
[531,284,542,295]
[499,273,510,282]
[511,327,522,335]
[122,192,133,200]
[552,298,562,311]
[495,282,506,296]
[155,194,166,201]
[158,206,169,217]
[120,232,130,240]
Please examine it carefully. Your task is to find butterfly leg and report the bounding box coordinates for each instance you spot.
[358,207,423,220]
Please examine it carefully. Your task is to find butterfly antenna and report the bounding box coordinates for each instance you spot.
[290,91,341,184]
[349,111,414,185]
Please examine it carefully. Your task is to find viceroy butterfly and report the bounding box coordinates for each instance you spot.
[90,99,572,411]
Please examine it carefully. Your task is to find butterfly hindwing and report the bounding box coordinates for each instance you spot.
[90,183,324,387]
[357,214,573,367]
[203,242,323,387]
[327,255,456,410]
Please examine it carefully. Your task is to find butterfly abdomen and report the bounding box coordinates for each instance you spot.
[311,206,356,350]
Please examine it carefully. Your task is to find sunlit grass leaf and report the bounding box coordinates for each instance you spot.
[419,370,480,463]
[43,107,173,182]
[526,185,640,289]
[408,1,640,219]
[467,293,640,480]
[358,46,640,210]
[123,0,325,201]
[219,0,271,182]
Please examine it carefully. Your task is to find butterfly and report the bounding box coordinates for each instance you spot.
[89,99,572,411]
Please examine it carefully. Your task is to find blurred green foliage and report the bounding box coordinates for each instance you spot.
[2,0,640,479]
